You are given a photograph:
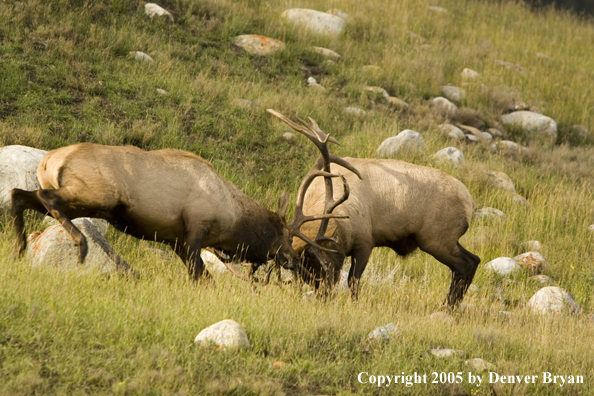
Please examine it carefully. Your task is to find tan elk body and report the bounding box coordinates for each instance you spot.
[12,143,303,279]
[270,111,480,306]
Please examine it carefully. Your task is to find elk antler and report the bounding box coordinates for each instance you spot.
[267,109,362,250]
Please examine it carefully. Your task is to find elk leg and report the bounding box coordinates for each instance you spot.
[419,241,480,306]
[347,245,373,301]
[36,189,89,263]
[11,188,50,256]
[175,238,212,282]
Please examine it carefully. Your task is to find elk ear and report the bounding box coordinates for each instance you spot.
[277,190,289,220]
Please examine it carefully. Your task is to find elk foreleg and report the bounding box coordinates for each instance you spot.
[36,189,88,263]
[347,245,373,301]
[11,188,49,256]
[176,237,212,283]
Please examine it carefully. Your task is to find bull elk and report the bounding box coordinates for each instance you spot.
[269,110,481,306]
[10,143,354,281]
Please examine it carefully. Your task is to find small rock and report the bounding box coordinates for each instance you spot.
[513,252,549,274]
[429,312,454,324]
[441,85,466,102]
[367,323,400,343]
[488,128,504,139]
[325,8,348,20]
[302,291,317,300]
[232,35,285,56]
[429,348,465,358]
[466,358,496,372]
[489,140,529,159]
[521,240,544,252]
[484,257,519,276]
[312,46,342,61]
[512,194,528,206]
[587,224,594,232]
[431,97,457,118]
[531,275,553,285]
[145,3,174,22]
[364,86,390,100]
[386,97,409,111]
[28,218,130,274]
[200,250,229,275]
[438,124,465,140]
[282,132,297,143]
[428,6,448,13]
[465,134,479,144]
[468,284,480,294]
[282,9,346,37]
[0,145,48,210]
[156,88,167,95]
[536,52,553,61]
[307,77,318,85]
[194,319,251,351]
[461,68,480,80]
[486,171,516,192]
[130,51,154,62]
[376,130,425,157]
[344,107,367,117]
[229,98,260,110]
[500,111,557,145]
[481,132,493,141]
[527,287,581,315]
[473,208,506,221]
[459,124,487,142]
[434,147,465,167]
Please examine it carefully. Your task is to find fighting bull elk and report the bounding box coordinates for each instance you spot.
[268,110,480,306]
[11,141,357,281]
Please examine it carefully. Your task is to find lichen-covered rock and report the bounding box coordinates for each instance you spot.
[500,111,557,144]
[434,147,465,167]
[282,9,346,36]
[486,171,516,192]
[527,287,581,315]
[145,3,174,22]
[232,35,285,56]
[312,46,341,61]
[461,68,480,80]
[43,216,109,237]
[489,140,529,159]
[473,208,506,221]
[484,257,519,276]
[194,319,250,350]
[513,251,549,274]
[438,124,465,140]
[0,145,47,210]
[367,323,400,343]
[386,97,409,111]
[431,97,457,118]
[441,85,466,102]
[344,107,367,117]
[27,218,130,274]
[377,130,425,157]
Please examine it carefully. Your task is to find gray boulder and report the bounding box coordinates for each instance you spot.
[27,218,130,274]
[377,130,425,157]
[527,287,581,315]
[434,147,465,167]
[0,145,47,210]
[194,319,250,351]
[484,257,519,276]
[431,97,457,118]
[441,85,466,102]
[500,111,557,144]
[282,9,346,36]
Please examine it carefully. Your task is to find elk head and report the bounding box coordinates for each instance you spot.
[267,109,362,289]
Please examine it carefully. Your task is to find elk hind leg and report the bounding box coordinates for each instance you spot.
[420,240,480,306]
[35,189,89,263]
[11,188,50,256]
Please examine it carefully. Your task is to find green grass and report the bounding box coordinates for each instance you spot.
[1,0,594,394]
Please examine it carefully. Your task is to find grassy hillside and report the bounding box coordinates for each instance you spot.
[1,0,594,394]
